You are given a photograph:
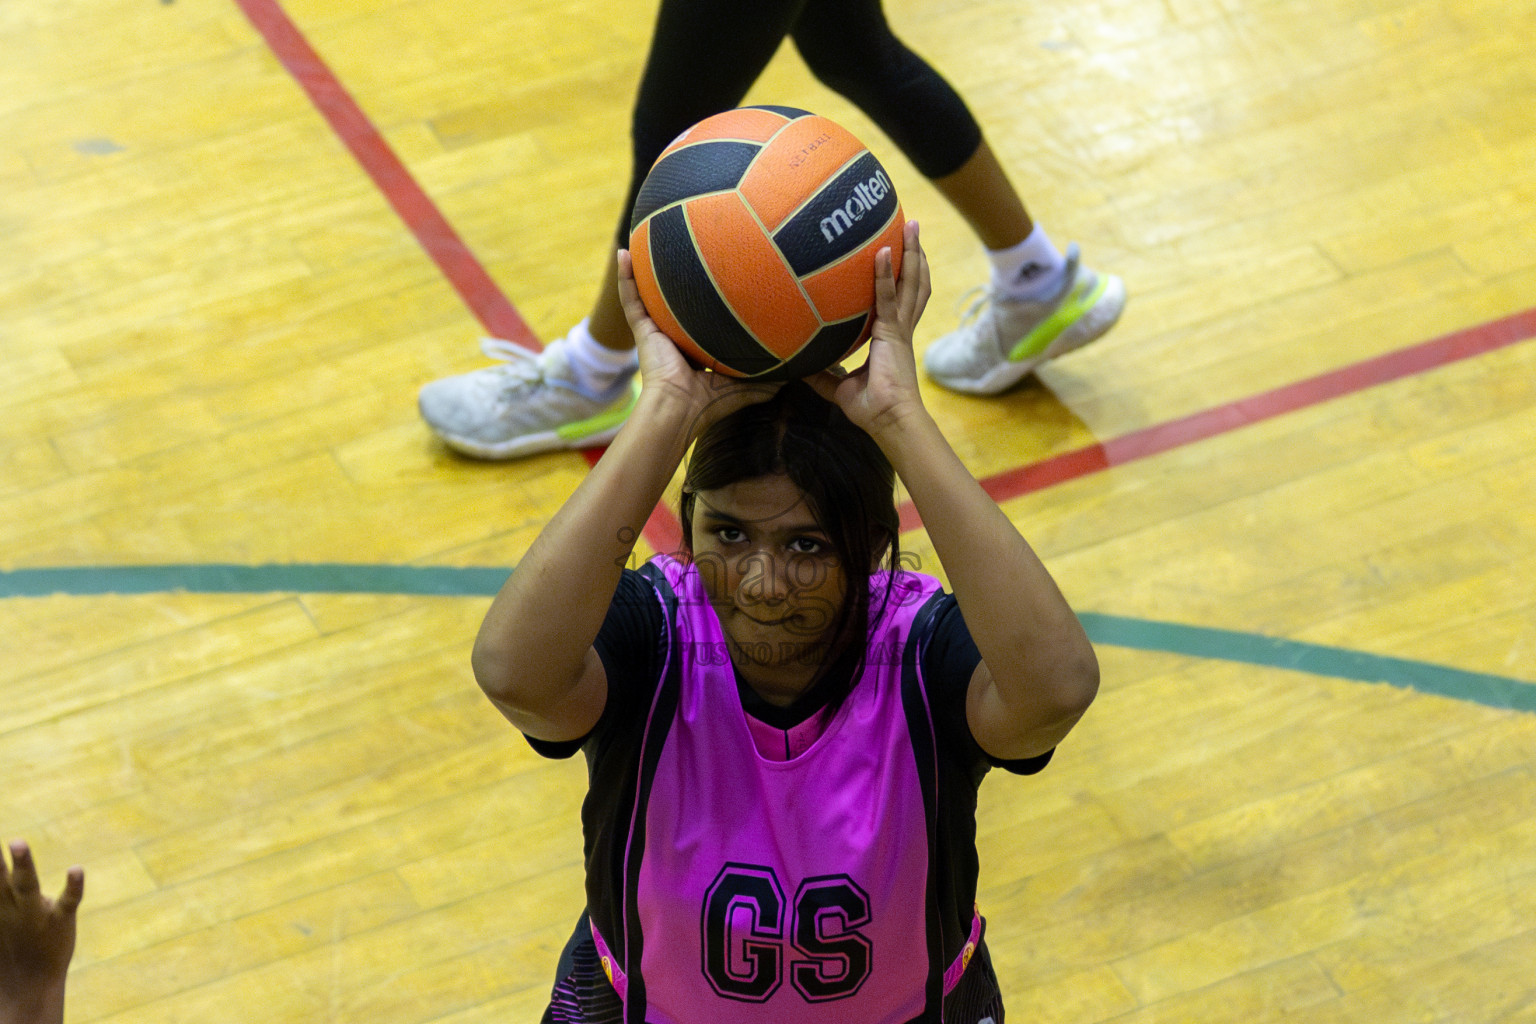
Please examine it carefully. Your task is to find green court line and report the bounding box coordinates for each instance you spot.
[1077,614,1536,714]
[2,566,1532,714]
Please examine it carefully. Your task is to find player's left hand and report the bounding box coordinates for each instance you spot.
[810,219,931,438]
[615,248,781,441]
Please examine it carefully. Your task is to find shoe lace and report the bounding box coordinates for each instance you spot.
[478,336,547,387]
[955,286,997,327]
[948,286,1020,360]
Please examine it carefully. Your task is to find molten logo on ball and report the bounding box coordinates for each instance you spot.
[628,106,904,381]
[819,170,894,243]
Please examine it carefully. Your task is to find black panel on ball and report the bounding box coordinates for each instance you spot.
[740,104,812,120]
[772,151,899,277]
[764,313,868,381]
[630,141,762,232]
[648,206,780,376]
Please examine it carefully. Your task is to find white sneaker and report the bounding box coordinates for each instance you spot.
[418,336,639,459]
[922,244,1125,395]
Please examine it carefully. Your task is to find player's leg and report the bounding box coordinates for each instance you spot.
[585,0,809,351]
[792,0,1125,395]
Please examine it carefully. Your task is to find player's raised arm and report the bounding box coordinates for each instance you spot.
[471,252,778,742]
[826,222,1099,760]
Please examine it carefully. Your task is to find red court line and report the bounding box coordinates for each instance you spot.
[639,493,686,555]
[898,306,1536,531]
[233,0,536,348]
[238,0,1534,551]
[234,0,654,526]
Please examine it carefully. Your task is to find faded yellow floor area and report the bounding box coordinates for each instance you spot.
[2,0,1534,1020]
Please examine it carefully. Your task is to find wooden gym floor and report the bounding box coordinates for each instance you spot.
[3,0,1534,1020]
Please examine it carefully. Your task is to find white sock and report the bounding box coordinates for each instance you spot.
[989,225,1067,302]
[561,319,638,395]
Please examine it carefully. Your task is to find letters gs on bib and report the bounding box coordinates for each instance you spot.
[629,106,904,381]
[703,863,873,1004]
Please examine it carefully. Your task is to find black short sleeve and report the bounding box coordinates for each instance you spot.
[921,593,1054,777]
[521,568,667,759]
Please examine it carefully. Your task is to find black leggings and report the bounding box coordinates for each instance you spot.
[616,0,983,240]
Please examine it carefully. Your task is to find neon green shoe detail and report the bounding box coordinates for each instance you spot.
[556,377,640,442]
[1008,274,1111,362]
[419,334,639,460]
[922,243,1126,396]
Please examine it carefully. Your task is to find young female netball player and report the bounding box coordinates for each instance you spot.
[471,222,1099,1023]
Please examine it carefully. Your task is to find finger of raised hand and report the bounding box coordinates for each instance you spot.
[616,249,693,384]
[900,220,932,322]
[57,867,85,917]
[617,248,683,365]
[7,840,41,899]
[869,246,909,349]
[614,249,654,333]
[874,244,900,318]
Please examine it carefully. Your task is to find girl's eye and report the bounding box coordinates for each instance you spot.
[716,526,746,544]
[787,537,825,555]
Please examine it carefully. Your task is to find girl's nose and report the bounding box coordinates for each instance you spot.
[737,550,789,607]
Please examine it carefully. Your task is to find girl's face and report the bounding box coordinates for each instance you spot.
[689,473,849,704]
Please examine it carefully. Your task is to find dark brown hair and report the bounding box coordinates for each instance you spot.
[679,381,901,670]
